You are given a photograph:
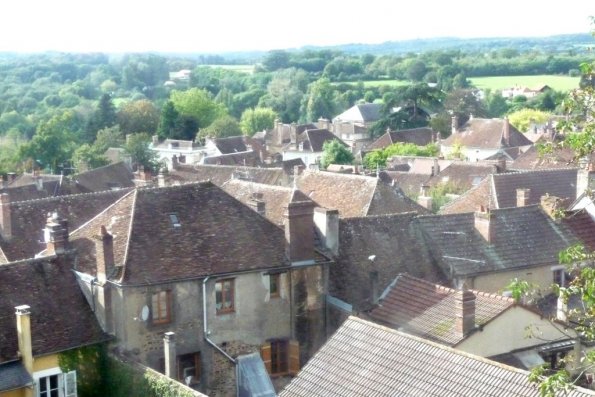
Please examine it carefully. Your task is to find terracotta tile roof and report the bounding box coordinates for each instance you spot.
[221,179,292,225]
[562,209,595,250]
[168,164,289,187]
[72,182,289,285]
[0,189,131,262]
[368,274,514,346]
[510,146,578,170]
[332,214,444,309]
[428,162,496,191]
[416,205,578,278]
[280,316,594,397]
[442,118,533,149]
[366,127,435,151]
[379,171,430,197]
[440,169,579,214]
[296,170,430,218]
[0,254,109,363]
[212,136,248,154]
[492,169,578,208]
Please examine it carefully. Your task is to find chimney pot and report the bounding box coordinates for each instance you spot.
[15,304,33,373]
[163,331,177,379]
[451,115,459,135]
[45,212,69,255]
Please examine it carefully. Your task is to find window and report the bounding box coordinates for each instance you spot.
[261,340,300,377]
[169,213,181,228]
[215,279,234,314]
[553,267,571,287]
[270,274,280,298]
[35,369,76,397]
[151,290,172,324]
[178,352,200,386]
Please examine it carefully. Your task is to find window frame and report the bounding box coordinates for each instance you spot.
[151,290,172,325]
[177,352,201,386]
[271,339,289,375]
[215,278,235,314]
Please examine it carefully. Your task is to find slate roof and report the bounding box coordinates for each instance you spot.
[221,179,292,225]
[0,253,109,363]
[366,127,435,151]
[168,164,289,187]
[6,173,61,188]
[368,274,514,346]
[510,145,578,170]
[0,189,131,263]
[378,171,430,197]
[68,162,134,193]
[213,136,248,154]
[0,180,63,202]
[281,317,594,397]
[332,214,443,309]
[71,182,290,285]
[0,361,33,392]
[416,205,578,278]
[333,103,382,123]
[440,169,579,214]
[203,150,261,166]
[562,209,595,250]
[442,118,533,149]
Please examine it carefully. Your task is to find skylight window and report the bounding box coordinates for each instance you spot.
[169,213,181,228]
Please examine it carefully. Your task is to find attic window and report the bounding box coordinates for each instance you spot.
[169,213,181,228]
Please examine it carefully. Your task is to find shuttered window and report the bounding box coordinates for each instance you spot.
[261,340,300,376]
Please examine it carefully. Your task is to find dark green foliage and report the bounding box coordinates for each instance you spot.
[197,115,242,143]
[320,139,354,169]
[124,133,161,172]
[363,142,439,169]
[157,100,180,139]
[86,94,117,142]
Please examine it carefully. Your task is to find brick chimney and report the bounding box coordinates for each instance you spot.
[502,117,511,147]
[474,206,493,243]
[417,184,433,211]
[248,192,266,216]
[96,226,115,284]
[0,193,11,241]
[164,332,177,379]
[284,189,315,264]
[313,207,339,255]
[15,305,34,374]
[44,212,69,255]
[455,289,476,336]
[516,188,531,207]
[451,115,459,135]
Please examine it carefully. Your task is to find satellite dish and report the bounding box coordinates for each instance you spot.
[140,306,149,322]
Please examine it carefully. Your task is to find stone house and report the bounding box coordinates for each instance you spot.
[68,182,332,396]
[281,129,349,168]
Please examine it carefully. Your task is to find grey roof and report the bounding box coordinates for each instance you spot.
[333,103,382,123]
[0,361,33,392]
[237,353,276,397]
[416,205,578,277]
[442,118,533,149]
[280,316,595,397]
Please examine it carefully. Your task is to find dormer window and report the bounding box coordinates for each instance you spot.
[169,213,181,228]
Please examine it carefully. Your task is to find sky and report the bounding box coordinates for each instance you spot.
[1,0,593,53]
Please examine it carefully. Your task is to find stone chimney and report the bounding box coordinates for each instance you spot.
[503,117,511,147]
[164,332,177,379]
[157,170,166,188]
[496,158,506,173]
[313,207,339,256]
[317,117,330,131]
[284,189,315,264]
[44,212,69,255]
[451,115,459,135]
[35,176,43,191]
[96,226,115,284]
[171,155,179,170]
[577,160,595,197]
[0,193,11,241]
[248,192,266,216]
[7,172,16,183]
[474,206,493,243]
[556,295,568,323]
[455,289,476,336]
[417,185,433,211]
[152,135,159,145]
[432,158,440,176]
[16,305,33,374]
[516,188,531,207]
[290,122,297,145]
[293,165,305,176]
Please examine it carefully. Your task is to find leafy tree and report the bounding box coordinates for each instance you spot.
[18,110,79,173]
[93,126,125,153]
[362,142,438,169]
[196,115,242,143]
[117,100,160,134]
[72,144,109,171]
[301,78,338,122]
[508,109,552,133]
[157,100,180,139]
[240,107,277,135]
[484,90,510,117]
[123,133,161,172]
[406,60,428,81]
[258,68,308,122]
[262,50,291,71]
[320,140,354,169]
[170,88,227,130]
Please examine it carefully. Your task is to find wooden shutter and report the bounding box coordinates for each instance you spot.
[64,370,77,397]
[261,343,272,373]
[288,340,300,375]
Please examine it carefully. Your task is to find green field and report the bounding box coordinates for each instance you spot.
[335,79,409,88]
[469,75,580,92]
[206,64,254,74]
